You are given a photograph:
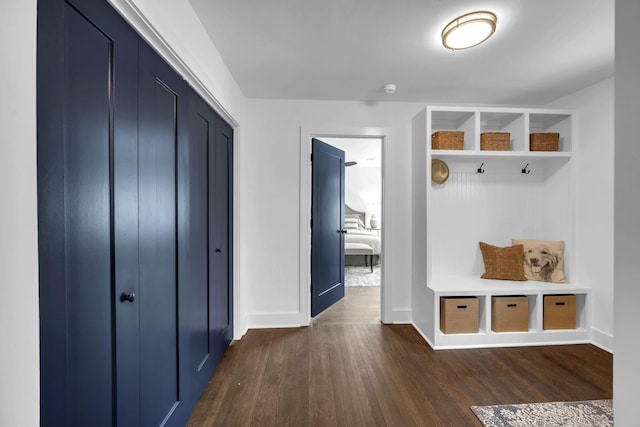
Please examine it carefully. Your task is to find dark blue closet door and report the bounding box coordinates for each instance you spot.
[39,1,234,425]
[210,115,234,364]
[37,0,138,425]
[111,9,142,427]
[59,6,112,423]
[132,40,188,427]
[179,91,216,402]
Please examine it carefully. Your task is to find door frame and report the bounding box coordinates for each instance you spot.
[300,126,390,324]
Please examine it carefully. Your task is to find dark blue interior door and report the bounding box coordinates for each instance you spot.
[311,138,346,317]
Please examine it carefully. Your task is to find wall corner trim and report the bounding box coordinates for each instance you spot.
[590,327,614,354]
[106,0,238,127]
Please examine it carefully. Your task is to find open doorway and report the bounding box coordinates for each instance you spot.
[312,136,382,324]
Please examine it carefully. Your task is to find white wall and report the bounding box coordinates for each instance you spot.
[547,78,614,351]
[614,1,640,424]
[0,1,39,426]
[344,167,382,220]
[319,137,383,221]
[242,99,424,326]
[429,161,574,279]
[410,109,433,340]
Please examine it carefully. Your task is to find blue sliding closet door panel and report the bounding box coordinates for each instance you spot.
[180,91,215,399]
[38,0,234,425]
[135,40,187,427]
[211,115,234,363]
[37,0,138,425]
[61,6,112,425]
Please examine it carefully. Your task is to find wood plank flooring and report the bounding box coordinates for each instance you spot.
[187,288,612,426]
[311,286,380,325]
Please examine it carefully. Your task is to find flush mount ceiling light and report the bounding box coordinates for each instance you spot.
[441,11,497,51]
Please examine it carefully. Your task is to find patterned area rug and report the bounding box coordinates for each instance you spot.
[345,265,380,287]
[471,400,613,427]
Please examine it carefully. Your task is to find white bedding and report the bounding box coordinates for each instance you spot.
[345,230,381,254]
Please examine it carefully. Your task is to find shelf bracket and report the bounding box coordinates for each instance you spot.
[477,163,485,174]
[521,163,531,174]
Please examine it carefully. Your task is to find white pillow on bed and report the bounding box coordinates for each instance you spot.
[344,217,364,227]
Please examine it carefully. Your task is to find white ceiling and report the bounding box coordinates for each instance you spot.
[188,0,614,105]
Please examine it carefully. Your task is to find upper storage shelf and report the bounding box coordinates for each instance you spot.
[429,107,574,159]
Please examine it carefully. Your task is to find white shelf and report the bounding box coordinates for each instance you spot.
[429,275,590,295]
[428,106,574,156]
[431,150,572,160]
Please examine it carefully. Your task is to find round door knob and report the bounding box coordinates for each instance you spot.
[120,292,136,303]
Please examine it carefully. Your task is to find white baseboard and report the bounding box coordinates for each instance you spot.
[245,308,412,330]
[385,308,412,324]
[234,315,250,341]
[590,327,614,353]
[245,312,307,330]
[411,321,436,349]
[239,313,615,356]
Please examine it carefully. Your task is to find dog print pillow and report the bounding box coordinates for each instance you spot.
[512,239,568,283]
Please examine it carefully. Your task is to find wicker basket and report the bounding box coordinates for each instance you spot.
[480,132,510,151]
[530,133,559,151]
[432,131,464,150]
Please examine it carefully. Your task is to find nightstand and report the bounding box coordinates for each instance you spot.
[366,227,380,236]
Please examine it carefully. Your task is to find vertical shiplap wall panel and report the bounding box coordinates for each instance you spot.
[429,159,572,281]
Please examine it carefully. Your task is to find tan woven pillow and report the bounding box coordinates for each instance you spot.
[512,239,568,283]
[479,242,527,281]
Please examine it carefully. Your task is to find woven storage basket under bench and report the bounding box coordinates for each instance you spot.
[480,132,510,151]
[432,131,464,150]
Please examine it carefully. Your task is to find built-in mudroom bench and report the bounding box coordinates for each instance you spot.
[411,106,590,349]
[431,277,590,348]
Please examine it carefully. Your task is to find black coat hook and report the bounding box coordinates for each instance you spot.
[477,162,485,174]
[521,163,531,174]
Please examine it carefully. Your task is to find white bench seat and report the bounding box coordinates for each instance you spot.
[345,243,374,272]
[428,274,591,296]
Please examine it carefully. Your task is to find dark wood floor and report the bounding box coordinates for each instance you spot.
[311,286,381,325]
[187,287,612,426]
